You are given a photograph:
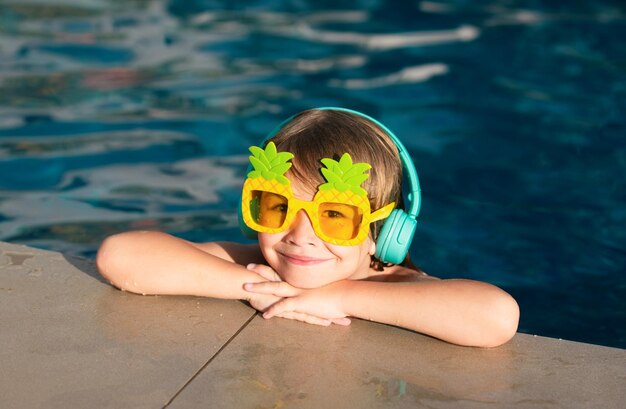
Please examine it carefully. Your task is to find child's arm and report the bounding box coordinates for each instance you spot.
[244,269,519,348]
[96,230,269,301]
[97,231,349,326]
[342,278,519,347]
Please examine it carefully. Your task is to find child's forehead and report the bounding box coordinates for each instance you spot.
[287,175,316,201]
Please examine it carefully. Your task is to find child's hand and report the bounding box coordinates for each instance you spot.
[246,263,282,282]
[245,263,347,326]
[244,267,351,327]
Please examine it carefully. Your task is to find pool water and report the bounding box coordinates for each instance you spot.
[0,0,624,348]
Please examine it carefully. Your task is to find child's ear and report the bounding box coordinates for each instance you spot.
[368,238,376,256]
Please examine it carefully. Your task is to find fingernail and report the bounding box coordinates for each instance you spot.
[246,263,257,270]
[243,283,252,290]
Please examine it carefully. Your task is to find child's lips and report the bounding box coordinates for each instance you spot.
[279,252,333,266]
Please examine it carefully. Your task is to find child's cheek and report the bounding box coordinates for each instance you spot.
[256,233,282,270]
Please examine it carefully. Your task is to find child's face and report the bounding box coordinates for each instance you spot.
[258,178,376,289]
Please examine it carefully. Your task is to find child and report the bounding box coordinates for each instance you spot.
[97,108,519,347]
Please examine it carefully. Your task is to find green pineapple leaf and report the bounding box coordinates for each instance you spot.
[265,141,277,161]
[338,153,353,170]
[321,158,340,174]
[271,152,295,166]
[320,168,342,184]
[249,146,270,168]
[249,146,265,157]
[246,142,293,185]
[271,163,292,176]
[345,173,369,186]
[249,156,268,172]
[343,163,372,179]
[319,153,371,196]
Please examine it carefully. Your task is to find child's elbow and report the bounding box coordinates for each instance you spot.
[482,293,520,348]
[96,231,144,290]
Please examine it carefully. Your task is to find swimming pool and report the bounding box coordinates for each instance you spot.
[1,0,624,348]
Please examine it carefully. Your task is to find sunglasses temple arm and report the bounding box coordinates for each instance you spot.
[369,202,396,223]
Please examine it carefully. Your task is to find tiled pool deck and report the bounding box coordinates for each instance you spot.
[1,241,625,408]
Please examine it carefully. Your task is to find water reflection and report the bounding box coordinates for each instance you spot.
[330,63,449,89]
[1,0,484,255]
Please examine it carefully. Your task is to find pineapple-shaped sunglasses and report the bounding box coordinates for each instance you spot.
[241,142,395,246]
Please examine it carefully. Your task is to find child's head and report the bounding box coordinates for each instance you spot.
[268,108,404,239]
[242,108,409,288]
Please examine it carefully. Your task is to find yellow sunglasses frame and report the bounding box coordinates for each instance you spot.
[241,177,395,246]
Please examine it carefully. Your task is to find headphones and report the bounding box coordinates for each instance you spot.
[238,107,421,265]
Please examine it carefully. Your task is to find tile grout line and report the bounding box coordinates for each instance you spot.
[162,312,258,408]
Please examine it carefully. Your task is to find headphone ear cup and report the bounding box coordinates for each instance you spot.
[375,209,417,265]
[238,198,258,240]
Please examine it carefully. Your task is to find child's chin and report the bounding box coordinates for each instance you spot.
[282,273,329,289]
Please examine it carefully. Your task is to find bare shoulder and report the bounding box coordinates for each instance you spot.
[365,265,439,283]
[189,241,266,266]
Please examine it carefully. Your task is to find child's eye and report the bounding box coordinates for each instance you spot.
[272,204,288,212]
[324,210,345,218]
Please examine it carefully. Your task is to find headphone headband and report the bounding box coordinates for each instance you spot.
[263,107,421,218]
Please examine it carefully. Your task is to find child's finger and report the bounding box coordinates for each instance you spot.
[265,298,350,326]
[244,281,299,297]
[300,313,332,326]
[246,263,280,281]
[275,311,332,327]
[262,297,298,319]
[332,317,352,326]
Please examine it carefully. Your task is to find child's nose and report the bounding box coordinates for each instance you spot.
[284,210,317,246]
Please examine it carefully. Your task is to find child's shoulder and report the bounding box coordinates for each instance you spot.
[364,264,437,283]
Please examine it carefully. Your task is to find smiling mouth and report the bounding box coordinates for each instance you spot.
[279,252,333,266]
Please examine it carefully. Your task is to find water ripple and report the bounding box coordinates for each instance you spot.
[293,24,479,50]
[330,63,449,89]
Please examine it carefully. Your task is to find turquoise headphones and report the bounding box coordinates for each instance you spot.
[238,107,421,264]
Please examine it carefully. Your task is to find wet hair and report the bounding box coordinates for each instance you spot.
[267,108,419,271]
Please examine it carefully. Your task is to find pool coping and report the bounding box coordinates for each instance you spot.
[1,240,625,409]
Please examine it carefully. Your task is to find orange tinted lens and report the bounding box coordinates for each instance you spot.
[252,190,289,228]
[318,202,363,240]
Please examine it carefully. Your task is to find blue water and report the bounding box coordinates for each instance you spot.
[0,1,624,349]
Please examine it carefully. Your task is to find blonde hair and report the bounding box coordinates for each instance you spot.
[267,108,415,271]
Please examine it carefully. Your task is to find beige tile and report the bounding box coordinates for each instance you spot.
[3,240,626,409]
[0,242,256,409]
[170,315,626,409]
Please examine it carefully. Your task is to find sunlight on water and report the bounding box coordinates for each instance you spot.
[330,63,449,89]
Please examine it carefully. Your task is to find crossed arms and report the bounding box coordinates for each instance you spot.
[97,231,519,348]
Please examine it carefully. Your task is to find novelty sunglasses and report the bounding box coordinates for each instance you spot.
[240,142,395,246]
